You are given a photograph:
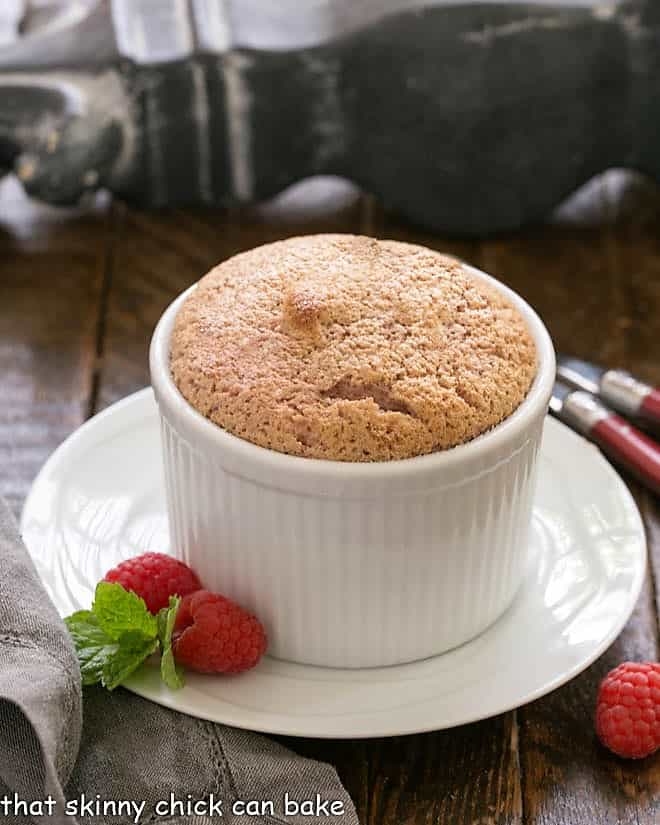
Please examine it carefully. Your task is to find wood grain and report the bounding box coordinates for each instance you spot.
[1,171,659,824]
[0,178,109,516]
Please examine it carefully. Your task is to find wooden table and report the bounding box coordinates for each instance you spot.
[1,171,659,824]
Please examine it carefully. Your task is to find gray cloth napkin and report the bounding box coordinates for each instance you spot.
[0,498,358,825]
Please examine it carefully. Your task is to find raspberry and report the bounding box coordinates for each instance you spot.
[104,552,201,614]
[595,662,660,759]
[173,590,267,674]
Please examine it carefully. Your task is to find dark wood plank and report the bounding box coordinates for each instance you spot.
[0,178,110,517]
[477,224,626,364]
[364,716,520,825]
[287,718,523,823]
[284,714,521,825]
[276,738,371,824]
[477,172,660,382]
[606,173,660,385]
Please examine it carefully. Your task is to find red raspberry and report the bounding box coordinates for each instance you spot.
[173,590,267,674]
[104,552,201,614]
[595,662,660,759]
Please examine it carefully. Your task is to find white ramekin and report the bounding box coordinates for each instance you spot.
[150,265,555,668]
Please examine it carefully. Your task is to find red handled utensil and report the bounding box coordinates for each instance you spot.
[550,380,660,497]
[557,355,660,432]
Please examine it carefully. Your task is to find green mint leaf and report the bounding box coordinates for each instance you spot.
[101,631,159,691]
[92,582,158,641]
[64,611,118,686]
[158,596,185,690]
[66,583,185,693]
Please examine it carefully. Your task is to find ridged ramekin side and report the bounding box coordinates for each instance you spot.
[158,410,544,668]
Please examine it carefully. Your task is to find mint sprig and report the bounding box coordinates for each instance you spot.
[158,596,185,690]
[93,583,158,640]
[65,610,120,687]
[65,582,184,692]
[101,631,159,691]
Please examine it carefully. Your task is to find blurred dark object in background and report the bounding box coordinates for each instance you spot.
[0,0,659,235]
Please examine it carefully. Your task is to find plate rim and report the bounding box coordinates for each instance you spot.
[21,387,647,739]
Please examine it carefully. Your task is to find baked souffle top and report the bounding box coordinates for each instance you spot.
[170,234,537,461]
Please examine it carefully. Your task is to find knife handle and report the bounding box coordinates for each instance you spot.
[601,370,660,429]
[640,388,660,427]
[591,414,660,496]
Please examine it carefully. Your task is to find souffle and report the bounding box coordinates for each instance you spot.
[170,234,537,461]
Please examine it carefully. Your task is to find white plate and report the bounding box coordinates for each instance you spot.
[21,389,646,739]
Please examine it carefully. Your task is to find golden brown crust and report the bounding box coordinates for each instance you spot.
[170,234,537,461]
